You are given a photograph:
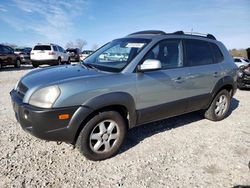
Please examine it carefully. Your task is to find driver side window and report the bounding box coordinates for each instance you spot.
[143,40,183,69]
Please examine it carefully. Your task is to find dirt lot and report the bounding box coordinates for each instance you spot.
[0,65,250,187]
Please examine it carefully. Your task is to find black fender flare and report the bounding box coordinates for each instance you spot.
[211,76,237,101]
[67,92,137,143]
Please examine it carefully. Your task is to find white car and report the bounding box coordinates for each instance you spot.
[80,50,94,61]
[233,57,250,68]
[30,44,70,68]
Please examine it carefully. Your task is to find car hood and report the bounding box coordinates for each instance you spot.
[21,64,105,88]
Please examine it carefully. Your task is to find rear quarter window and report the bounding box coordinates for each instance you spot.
[34,45,51,51]
[210,43,224,63]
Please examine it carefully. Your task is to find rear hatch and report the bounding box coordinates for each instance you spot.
[31,45,54,60]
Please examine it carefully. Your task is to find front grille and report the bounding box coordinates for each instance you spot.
[16,82,28,99]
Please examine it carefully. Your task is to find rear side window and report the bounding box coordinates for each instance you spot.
[234,58,241,62]
[53,46,58,51]
[210,43,224,63]
[58,46,64,53]
[34,45,51,51]
[185,40,213,66]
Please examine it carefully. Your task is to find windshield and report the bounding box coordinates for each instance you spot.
[83,38,150,72]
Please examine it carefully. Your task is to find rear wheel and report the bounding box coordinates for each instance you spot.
[76,111,127,161]
[32,63,38,68]
[204,89,231,121]
[15,59,21,68]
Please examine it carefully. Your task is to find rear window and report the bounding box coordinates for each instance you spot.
[33,45,51,51]
[67,49,77,53]
[82,51,93,54]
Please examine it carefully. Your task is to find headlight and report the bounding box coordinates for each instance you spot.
[237,71,243,78]
[29,86,61,108]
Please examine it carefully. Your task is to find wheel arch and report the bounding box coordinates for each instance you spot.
[69,92,137,144]
[212,76,237,99]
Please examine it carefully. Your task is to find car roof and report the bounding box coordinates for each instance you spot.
[120,30,218,43]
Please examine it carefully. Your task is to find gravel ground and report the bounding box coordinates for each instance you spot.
[0,65,250,188]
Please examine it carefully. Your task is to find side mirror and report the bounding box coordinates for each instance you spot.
[138,59,161,72]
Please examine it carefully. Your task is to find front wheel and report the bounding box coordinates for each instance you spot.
[57,58,61,65]
[15,59,21,68]
[76,111,127,161]
[204,89,231,121]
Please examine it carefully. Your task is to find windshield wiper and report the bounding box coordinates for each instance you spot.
[82,63,99,71]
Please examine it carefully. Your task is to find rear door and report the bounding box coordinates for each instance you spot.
[0,46,7,64]
[136,39,190,124]
[2,46,16,65]
[183,39,223,111]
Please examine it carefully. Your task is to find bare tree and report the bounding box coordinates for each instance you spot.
[76,39,87,51]
[229,49,247,58]
[92,44,99,51]
[65,41,74,49]
[65,39,87,51]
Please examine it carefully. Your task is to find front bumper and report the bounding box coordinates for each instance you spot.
[10,90,82,143]
[237,75,250,88]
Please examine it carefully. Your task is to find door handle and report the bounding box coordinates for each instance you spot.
[173,76,184,83]
[213,72,219,77]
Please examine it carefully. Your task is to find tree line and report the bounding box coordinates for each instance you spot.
[1,39,99,52]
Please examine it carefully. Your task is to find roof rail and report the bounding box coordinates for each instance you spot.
[128,30,217,40]
[179,31,216,40]
[128,30,166,36]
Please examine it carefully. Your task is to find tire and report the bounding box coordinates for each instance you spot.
[66,58,70,65]
[32,63,38,68]
[204,89,231,121]
[15,59,21,68]
[57,58,61,65]
[76,111,127,161]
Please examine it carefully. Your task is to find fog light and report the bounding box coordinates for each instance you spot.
[24,110,29,120]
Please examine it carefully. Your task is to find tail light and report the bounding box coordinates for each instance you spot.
[48,52,55,55]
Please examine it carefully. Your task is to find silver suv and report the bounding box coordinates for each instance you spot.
[10,30,237,160]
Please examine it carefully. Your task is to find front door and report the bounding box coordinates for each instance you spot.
[135,39,190,124]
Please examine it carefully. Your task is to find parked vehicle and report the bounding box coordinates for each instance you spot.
[10,30,237,160]
[0,44,21,69]
[80,50,93,61]
[66,48,80,62]
[237,64,250,89]
[14,47,32,64]
[247,48,250,60]
[107,53,127,61]
[30,44,70,68]
[233,57,250,68]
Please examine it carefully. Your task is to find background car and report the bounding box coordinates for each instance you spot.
[14,47,32,64]
[30,44,70,68]
[66,48,80,62]
[233,57,250,68]
[237,64,250,89]
[107,53,127,61]
[80,50,93,61]
[0,44,21,69]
